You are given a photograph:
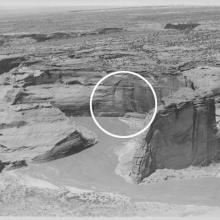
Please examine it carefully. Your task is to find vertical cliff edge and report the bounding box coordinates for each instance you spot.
[131,67,220,183]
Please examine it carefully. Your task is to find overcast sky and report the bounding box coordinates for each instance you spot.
[0,0,220,7]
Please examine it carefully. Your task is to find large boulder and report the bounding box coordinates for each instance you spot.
[32,130,97,162]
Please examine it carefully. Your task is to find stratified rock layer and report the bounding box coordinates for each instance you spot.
[131,97,219,183]
[93,75,155,117]
[131,66,220,183]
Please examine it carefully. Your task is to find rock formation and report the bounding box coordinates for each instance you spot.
[164,23,200,31]
[131,67,220,183]
[9,67,62,87]
[0,160,5,172]
[32,130,97,162]
[92,75,155,117]
[0,55,25,74]
[0,28,125,43]
[131,96,219,183]
[0,80,97,166]
[0,104,97,163]
[0,159,27,172]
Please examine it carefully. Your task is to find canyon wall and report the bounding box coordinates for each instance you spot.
[131,67,220,183]
[131,96,219,183]
[93,75,156,116]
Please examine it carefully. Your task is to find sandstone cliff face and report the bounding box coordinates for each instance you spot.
[0,56,158,117]
[93,75,155,117]
[131,97,219,183]
[131,67,220,183]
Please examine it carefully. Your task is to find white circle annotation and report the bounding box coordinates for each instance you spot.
[89,71,158,139]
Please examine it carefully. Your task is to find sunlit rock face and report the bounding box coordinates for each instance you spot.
[131,97,219,183]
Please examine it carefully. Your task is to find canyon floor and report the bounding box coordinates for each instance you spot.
[0,6,220,216]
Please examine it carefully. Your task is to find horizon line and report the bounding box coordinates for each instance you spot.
[1,4,220,8]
